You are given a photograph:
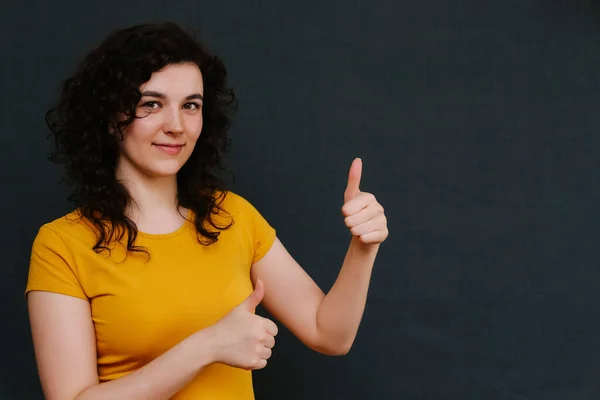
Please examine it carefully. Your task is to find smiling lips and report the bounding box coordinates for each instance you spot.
[153,143,184,155]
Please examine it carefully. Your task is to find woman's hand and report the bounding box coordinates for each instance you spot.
[206,280,278,370]
[342,158,389,245]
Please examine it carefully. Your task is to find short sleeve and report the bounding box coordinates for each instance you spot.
[233,194,276,264]
[251,208,276,263]
[25,225,87,300]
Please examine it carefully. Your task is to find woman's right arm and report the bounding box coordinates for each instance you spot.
[28,280,276,400]
[28,291,213,400]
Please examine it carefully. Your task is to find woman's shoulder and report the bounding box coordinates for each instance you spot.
[218,190,260,215]
[35,209,97,243]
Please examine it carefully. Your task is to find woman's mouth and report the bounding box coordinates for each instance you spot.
[153,143,184,155]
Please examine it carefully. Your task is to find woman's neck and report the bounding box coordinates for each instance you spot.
[116,165,186,234]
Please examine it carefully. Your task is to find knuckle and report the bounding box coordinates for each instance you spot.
[261,318,270,330]
[267,320,278,332]
[254,358,267,369]
[252,328,263,340]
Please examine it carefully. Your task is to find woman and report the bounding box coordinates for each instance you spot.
[26,21,388,399]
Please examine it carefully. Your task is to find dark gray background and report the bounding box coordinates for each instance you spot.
[2,0,600,399]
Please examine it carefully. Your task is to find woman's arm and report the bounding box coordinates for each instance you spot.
[314,238,379,354]
[28,291,213,400]
[28,286,276,400]
[252,158,388,355]
[251,237,380,355]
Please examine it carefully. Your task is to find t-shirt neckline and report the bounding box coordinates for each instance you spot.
[136,209,193,240]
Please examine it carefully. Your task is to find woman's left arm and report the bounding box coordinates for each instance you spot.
[251,158,388,356]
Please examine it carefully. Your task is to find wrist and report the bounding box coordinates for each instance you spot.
[189,327,218,368]
[349,236,379,254]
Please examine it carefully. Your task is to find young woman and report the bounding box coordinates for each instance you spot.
[26,21,388,400]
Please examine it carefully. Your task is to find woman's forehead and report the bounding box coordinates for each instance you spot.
[140,63,204,95]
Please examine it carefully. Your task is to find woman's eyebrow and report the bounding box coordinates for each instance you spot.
[185,93,204,101]
[141,91,203,101]
[141,90,166,98]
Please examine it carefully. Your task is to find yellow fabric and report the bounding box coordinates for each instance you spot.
[25,192,276,399]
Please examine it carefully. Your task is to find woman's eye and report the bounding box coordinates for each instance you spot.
[141,101,160,109]
[183,102,201,110]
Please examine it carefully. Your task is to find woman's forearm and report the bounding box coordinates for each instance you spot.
[315,238,379,355]
[75,329,215,400]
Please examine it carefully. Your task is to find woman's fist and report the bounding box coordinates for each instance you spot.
[208,280,278,370]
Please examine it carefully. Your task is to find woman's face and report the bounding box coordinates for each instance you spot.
[116,62,204,180]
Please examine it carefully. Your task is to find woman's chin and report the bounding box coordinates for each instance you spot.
[153,170,182,178]
[143,165,184,179]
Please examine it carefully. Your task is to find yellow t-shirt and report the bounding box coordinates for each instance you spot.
[25,191,276,399]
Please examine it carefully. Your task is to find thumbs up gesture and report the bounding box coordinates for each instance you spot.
[342,158,388,245]
[208,280,278,370]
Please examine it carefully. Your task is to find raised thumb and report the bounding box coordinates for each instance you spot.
[238,279,265,312]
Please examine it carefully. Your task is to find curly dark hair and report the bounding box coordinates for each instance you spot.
[45,21,237,255]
